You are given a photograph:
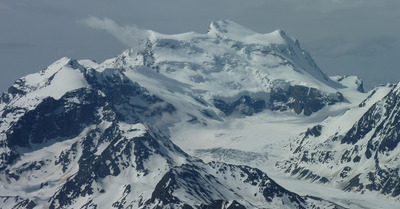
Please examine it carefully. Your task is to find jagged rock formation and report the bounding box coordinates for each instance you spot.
[276,83,400,199]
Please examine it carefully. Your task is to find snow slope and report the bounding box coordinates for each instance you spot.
[99,19,346,118]
[276,83,400,200]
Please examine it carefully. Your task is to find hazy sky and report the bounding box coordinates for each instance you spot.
[1,0,399,92]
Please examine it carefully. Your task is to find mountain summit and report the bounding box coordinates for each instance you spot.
[1,20,397,208]
[208,20,288,45]
[98,19,346,119]
[207,19,340,87]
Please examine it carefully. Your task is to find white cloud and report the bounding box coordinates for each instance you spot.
[81,16,150,49]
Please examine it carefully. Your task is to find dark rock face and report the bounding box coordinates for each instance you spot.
[271,85,344,116]
[4,68,176,148]
[214,96,266,116]
[213,85,344,117]
[304,125,323,138]
[6,90,100,148]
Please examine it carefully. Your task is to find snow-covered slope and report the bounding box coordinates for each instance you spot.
[98,19,346,118]
[276,83,400,199]
[1,19,398,208]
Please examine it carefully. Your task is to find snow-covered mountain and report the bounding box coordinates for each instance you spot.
[0,59,342,209]
[98,19,346,118]
[0,20,398,208]
[276,83,400,199]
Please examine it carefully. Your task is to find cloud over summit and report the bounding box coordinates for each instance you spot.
[82,16,150,49]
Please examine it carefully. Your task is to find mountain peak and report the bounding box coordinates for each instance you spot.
[208,19,287,45]
[208,19,254,35]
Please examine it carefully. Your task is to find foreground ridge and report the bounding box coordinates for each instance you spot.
[277,83,400,199]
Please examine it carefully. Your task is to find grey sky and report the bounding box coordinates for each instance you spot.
[1,0,399,92]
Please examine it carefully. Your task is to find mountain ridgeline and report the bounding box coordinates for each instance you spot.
[0,20,397,208]
[276,83,400,198]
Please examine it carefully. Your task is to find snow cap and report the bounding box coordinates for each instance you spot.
[208,19,287,45]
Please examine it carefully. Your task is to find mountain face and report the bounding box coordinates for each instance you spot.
[96,19,345,118]
[0,20,397,208]
[0,59,344,209]
[276,83,400,199]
